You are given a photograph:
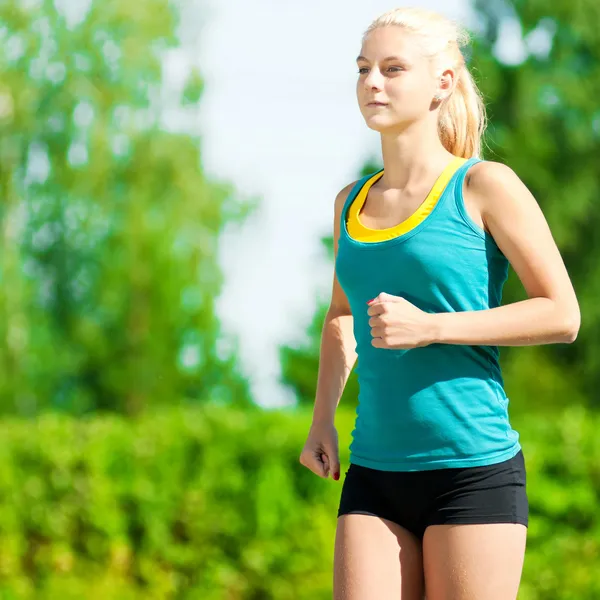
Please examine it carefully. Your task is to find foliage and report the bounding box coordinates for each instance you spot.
[0,404,597,598]
[0,0,253,415]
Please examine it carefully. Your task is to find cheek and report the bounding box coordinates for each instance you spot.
[388,76,434,106]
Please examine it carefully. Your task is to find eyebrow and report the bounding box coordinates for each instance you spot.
[356,55,405,62]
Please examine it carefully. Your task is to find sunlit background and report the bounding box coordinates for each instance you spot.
[0,0,598,598]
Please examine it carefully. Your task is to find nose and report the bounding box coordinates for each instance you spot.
[364,67,384,91]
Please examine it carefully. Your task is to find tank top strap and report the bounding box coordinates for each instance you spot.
[452,156,482,189]
[450,157,488,239]
[340,171,381,224]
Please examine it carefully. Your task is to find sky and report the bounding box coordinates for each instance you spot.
[191,0,476,408]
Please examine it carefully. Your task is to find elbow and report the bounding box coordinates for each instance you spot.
[559,311,580,344]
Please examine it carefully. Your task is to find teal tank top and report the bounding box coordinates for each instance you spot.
[335,157,521,471]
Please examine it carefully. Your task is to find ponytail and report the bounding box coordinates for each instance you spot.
[438,66,487,158]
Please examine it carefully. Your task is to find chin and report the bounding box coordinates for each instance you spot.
[363,115,400,133]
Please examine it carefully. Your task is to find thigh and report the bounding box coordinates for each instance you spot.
[422,522,527,600]
[334,514,425,600]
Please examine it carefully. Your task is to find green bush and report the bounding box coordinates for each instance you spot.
[0,406,339,599]
[0,404,597,598]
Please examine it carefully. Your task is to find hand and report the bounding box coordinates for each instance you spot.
[367,292,437,350]
[299,421,341,481]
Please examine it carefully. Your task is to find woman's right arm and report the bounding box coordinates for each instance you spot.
[299,182,358,480]
[311,182,358,426]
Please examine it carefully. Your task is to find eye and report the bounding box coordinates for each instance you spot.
[358,67,369,74]
[387,66,403,73]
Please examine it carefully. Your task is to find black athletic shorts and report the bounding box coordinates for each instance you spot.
[337,449,528,540]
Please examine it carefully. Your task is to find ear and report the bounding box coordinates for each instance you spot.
[436,66,456,100]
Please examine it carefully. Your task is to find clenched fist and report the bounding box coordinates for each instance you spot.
[367,292,437,350]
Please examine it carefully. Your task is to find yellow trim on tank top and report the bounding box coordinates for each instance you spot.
[347,156,468,242]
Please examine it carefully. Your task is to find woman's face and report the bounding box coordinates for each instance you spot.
[356,27,439,133]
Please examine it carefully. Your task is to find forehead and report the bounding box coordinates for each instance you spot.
[359,27,425,63]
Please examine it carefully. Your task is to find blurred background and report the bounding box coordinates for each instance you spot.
[0,0,598,597]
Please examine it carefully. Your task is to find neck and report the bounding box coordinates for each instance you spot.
[379,118,455,190]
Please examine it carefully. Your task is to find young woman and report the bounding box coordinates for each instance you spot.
[298,7,580,600]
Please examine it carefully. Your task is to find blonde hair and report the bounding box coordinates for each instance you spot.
[364,7,487,158]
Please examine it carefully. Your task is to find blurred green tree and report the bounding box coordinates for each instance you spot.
[0,0,254,416]
[281,0,598,411]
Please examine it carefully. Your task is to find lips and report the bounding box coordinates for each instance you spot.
[367,102,388,107]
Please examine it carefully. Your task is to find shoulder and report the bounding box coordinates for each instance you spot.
[464,160,540,230]
[465,160,522,194]
[334,180,361,216]
[464,160,526,205]
[465,160,534,214]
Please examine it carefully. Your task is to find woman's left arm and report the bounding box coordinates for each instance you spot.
[432,161,580,346]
